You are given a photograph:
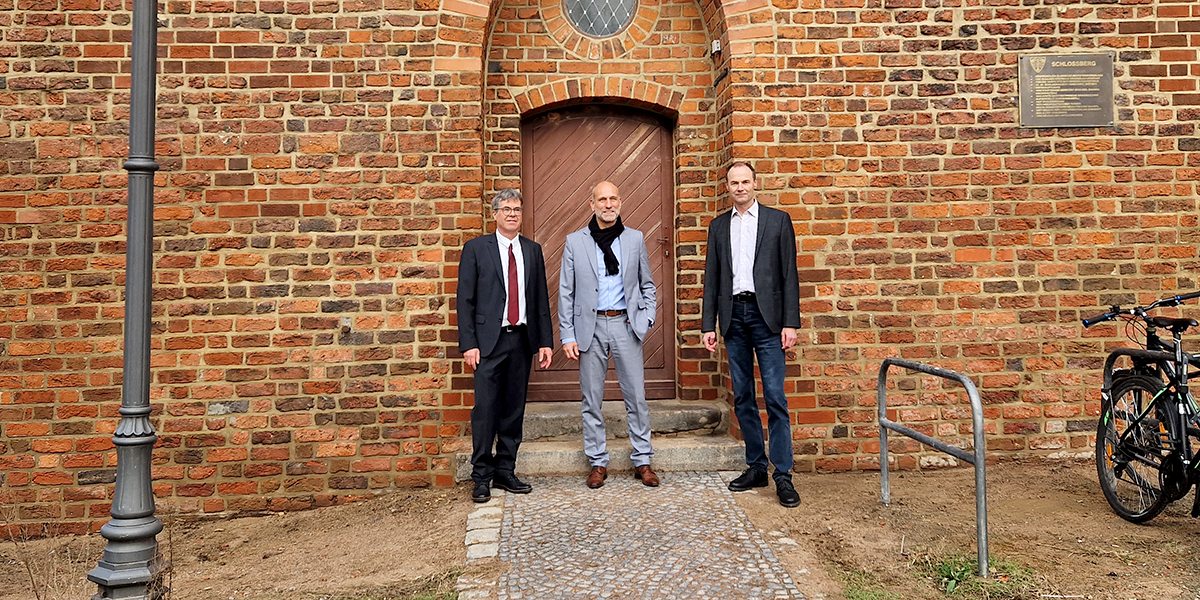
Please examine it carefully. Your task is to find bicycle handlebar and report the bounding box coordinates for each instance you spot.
[1082,307,1136,328]
[1081,291,1200,328]
[1147,290,1200,310]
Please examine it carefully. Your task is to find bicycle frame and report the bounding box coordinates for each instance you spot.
[1108,384,1196,477]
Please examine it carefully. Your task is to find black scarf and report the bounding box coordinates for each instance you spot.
[588,215,624,276]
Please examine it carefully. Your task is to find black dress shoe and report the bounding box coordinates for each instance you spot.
[493,473,532,494]
[471,481,491,503]
[775,477,801,508]
[728,467,769,492]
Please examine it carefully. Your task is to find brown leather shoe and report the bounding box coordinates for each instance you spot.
[634,465,660,487]
[586,466,607,489]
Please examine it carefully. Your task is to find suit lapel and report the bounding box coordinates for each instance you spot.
[718,211,733,272]
[620,229,636,289]
[582,231,599,278]
[519,236,534,290]
[483,234,504,287]
[754,205,768,258]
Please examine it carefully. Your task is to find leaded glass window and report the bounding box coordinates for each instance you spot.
[564,0,636,38]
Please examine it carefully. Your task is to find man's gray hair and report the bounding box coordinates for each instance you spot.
[491,188,524,212]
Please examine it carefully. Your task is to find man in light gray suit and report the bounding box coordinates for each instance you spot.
[559,181,659,489]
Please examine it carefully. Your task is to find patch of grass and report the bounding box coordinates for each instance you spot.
[839,568,901,600]
[915,553,1038,599]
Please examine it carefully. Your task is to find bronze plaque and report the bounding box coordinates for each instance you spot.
[1018,54,1114,128]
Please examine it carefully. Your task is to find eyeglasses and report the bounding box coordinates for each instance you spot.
[495,207,523,216]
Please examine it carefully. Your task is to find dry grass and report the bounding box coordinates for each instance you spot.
[0,509,104,600]
[0,502,175,600]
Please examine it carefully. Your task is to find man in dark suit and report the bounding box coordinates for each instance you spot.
[701,161,802,508]
[457,188,553,503]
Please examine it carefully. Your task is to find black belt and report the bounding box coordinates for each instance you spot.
[500,324,526,333]
[597,309,626,317]
[732,292,756,302]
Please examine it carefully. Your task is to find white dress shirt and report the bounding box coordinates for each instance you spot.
[497,231,526,325]
[730,200,758,295]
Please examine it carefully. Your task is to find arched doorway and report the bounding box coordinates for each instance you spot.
[520,104,676,401]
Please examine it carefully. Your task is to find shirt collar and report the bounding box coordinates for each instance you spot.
[733,200,759,219]
[496,231,519,248]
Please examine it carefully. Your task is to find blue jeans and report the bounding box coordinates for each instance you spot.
[726,300,793,477]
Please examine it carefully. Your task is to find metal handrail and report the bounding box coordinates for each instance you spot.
[877,358,989,578]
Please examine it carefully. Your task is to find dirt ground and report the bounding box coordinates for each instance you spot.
[741,458,1200,600]
[3,458,1199,600]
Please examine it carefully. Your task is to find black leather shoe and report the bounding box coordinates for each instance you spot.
[493,473,532,494]
[471,481,491,503]
[727,467,769,492]
[775,477,801,508]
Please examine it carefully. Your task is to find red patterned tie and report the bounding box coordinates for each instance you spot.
[507,243,519,326]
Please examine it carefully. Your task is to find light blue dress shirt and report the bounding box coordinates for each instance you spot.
[595,237,627,313]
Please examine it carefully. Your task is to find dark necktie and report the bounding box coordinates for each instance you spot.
[507,243,519,326]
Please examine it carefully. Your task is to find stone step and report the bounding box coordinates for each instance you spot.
[454,435,747,482]
[521,400,728,441]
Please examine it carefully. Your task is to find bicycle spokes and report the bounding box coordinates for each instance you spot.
[1096,376,1171,522]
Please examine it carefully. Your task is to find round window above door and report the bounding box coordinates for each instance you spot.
[564,0,636,38]
[543,0,658,59]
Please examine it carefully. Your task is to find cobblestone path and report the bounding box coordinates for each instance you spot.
[495,472,804,600]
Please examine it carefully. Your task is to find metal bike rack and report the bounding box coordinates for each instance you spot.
[878,358,989,578]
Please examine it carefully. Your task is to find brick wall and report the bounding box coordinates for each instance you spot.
[1,0,1198,533]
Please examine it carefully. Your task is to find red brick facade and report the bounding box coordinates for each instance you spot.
[2,0,1199,533]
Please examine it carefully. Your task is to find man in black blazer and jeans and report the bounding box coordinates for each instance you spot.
[702,161,802,508]
[457,188,553,503]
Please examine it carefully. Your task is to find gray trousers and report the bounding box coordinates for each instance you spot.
[579,314,654,467]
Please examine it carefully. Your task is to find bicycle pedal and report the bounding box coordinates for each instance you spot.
[1157,423,1173,451]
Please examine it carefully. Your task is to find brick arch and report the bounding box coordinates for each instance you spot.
[513,78,684,118]
[439,0,764,63]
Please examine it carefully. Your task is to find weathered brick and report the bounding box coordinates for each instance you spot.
[0,0,1196,534]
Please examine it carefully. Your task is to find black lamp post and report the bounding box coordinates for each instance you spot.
[86,0,167,596]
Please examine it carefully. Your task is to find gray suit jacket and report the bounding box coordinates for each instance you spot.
[558,226,657,353]
[701,203,800,336]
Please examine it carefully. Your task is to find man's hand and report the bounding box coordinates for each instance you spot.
[563,342,579,361]
[703,331,717,352]
[781,327,797,350]
[464,348,480,371]
[538,347,552,369]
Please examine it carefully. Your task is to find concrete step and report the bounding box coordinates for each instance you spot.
[521,400,728,441]
[454,435,747,481]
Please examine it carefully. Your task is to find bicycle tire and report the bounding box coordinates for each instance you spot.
[1096,374,1172,523]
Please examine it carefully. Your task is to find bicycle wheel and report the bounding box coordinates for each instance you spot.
[1096,374,1171,523]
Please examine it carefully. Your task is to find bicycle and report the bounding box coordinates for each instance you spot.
[1081,291,1200,523]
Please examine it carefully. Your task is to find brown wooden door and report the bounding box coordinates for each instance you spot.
[521,105,675,401]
